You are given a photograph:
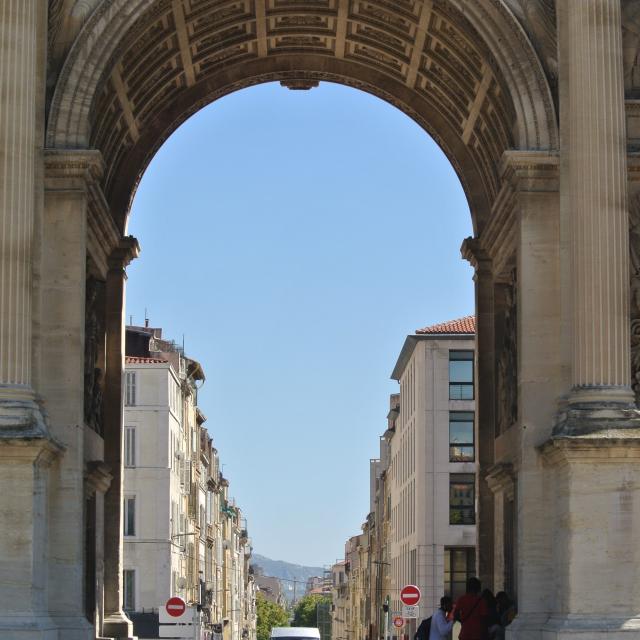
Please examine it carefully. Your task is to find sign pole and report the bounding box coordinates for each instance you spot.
[193,606,200,640]
[384,596,390,640]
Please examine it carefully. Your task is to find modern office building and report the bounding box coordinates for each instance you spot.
[387,315,477,627]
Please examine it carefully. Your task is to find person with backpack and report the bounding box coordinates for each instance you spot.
[453,577,489,640]
[414,596,454,640]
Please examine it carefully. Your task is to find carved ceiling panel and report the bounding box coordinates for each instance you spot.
[88,0,518,204]
[623,0,640,96]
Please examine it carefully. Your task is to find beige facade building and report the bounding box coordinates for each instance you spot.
[4,2,640,639]
[122,325,256,640]
[330,562,348,640]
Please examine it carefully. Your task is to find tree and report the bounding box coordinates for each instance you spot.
[292,594,332,628]
[256,592,289,640]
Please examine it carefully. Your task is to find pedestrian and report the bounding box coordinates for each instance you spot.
[414,616,431,640]
[495,592,516,629]
[453,577,489,640]
[428,596,454,640]
[481,590,500,640]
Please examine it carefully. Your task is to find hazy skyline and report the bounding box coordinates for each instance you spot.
[125,81,473,567]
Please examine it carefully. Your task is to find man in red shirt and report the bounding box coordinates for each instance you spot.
[453,577,489,640]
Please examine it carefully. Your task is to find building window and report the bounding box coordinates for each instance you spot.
[449,412,475,462]
[123,569,135,611]
[125,372,136,406]
[444,548,475,600]
[124,426,136,467]
[449,351,474,400]
[123,496,136,536]
[449,474,475,524]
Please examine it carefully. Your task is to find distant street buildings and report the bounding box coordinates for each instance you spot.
[253,567,287,608]
[123,324,256,640]
[332,317,477,640]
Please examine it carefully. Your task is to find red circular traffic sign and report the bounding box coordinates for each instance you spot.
[393,617,404,629]
[166,596,186,617]
[400,585,421,606]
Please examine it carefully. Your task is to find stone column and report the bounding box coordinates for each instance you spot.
[461,238,495,591]
[0,3,67,638]
[102,237,139,639]
[540,4,640,636]
[566,0,634,406]
[0,0,46,433]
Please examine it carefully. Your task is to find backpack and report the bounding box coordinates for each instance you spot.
[414,616,432,640]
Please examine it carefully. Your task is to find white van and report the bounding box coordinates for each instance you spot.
[270,628,321,640]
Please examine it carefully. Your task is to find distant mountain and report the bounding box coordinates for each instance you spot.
[251,554,326,603]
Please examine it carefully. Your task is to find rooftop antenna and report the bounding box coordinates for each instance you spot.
[182,334,185,353]
[144,307,149,328]
[129,315,133,326]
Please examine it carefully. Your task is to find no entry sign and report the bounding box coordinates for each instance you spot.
[400,585,421,606]
[165,596,186,618]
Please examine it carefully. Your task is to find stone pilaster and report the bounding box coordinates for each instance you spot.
[102,237,139,639]
[85,462,113,634]
[566,0,634,406]
[485,464,515,594]
[461,237,495,591]
[41,149,104,639]
[498,151,562,639]
[0,0,47,436]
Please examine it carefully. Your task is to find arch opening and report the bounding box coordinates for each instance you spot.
[123,79,475,565]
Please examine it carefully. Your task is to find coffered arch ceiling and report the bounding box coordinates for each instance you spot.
[47,0,558,233]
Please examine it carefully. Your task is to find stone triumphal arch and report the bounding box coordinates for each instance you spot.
[1,0,640,638]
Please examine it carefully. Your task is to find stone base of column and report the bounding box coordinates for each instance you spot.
[102,611,135,639]
[0,615,58,640]
[553,386,640,437]
[505,613,549,640]
[49,615,97,640]
[541,615,640,639]
[0,384,49,438]
[537,435,640,640]
[0,616,98,640]
[0,436,65,640]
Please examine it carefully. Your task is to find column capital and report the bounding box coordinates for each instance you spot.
[461,236,491,272]
[628,152,640,185]
[485,463,515,499]
[44,149,104,190]
[85,461,113,498]
[107,236,140,272]
[500,150,560,193]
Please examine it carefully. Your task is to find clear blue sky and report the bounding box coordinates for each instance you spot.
[126,81,473,567]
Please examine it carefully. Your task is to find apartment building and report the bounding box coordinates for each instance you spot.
[331,562,348,640]
[387,316,477,628]
[123,324,256,640]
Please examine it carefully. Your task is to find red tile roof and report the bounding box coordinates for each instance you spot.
[125,356,168,364]
[415,315,475,335]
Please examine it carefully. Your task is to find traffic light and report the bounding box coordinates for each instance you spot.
[382,603,389,613]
